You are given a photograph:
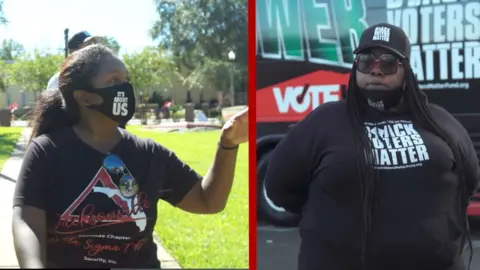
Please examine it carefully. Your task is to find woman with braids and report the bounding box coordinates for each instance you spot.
[12,44,248,268]
[266,23,479,270]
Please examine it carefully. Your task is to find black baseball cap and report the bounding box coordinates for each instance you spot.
[353,23,411,59]
[67,31,99,51]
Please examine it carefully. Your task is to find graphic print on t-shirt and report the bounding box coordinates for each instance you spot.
[365,120,430,170]
[51,154,151,265]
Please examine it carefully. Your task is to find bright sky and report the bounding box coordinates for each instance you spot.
[0,0,159,55]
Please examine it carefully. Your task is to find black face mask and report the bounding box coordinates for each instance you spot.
[359,87,403,111]
[83,82,136,124]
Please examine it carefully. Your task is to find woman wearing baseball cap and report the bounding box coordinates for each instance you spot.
[46,31,101,91]
[266,23,478,270]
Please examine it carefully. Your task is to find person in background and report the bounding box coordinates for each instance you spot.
[12,44,249,268]
[46,31,99,91]
[45,31,130,129]
[265,23,479,270]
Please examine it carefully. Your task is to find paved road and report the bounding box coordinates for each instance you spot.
[257,221,480,270]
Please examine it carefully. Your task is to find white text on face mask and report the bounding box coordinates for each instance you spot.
[114,97,129,103]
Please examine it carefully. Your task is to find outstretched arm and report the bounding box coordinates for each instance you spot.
[177,139,240,214]
[156,108,248,214]
[178,108,248,214]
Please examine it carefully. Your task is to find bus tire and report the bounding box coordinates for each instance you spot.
[257,151,301,227]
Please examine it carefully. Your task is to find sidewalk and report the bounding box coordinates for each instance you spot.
[0,128,181,269]
[0,128,29,268]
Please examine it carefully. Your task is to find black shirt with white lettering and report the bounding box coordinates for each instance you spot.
[13,127,201,268]
[266,100,479,270]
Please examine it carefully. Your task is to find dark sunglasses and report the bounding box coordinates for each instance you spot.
[355,53,402,75]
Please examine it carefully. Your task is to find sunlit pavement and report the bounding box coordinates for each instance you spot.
[0,129,29,268]
[9,121,28,127]
[257,221,480,270]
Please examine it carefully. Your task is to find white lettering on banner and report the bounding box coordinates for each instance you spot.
[409,42,480,81]
[388,0,470,9]
[112,91,129,116]
[365,120,430,170]
[273,85,341,113]
[386,0,480,89]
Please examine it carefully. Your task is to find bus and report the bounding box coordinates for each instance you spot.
[256,0,480,226]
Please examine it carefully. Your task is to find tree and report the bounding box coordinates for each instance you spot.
[123,47,179,124]
[0,0,7,25]
[0,40,25,92]
[122,46,178,96]
[9,51,63,92]
[0,60,12,92]
[149,0,247,104]
[98,36,121,55]
[0,39,25,60]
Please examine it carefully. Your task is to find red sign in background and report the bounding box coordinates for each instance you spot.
[256,70,350,123]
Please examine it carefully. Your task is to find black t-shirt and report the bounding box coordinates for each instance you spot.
[13,127,201,268]
[266,100,480,270]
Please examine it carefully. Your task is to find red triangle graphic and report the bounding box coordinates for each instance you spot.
[60,167,129,219]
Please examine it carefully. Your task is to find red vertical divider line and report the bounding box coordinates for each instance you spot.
[247,0,257,269]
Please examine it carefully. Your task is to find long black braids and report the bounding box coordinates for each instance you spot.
[346,64,378,264]
[403,61,473,269]
[346,59,473,268]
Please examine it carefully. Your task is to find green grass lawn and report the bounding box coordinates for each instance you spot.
[0,127,23,171]
[128,126,249,269]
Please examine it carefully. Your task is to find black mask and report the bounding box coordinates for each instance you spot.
[359,87,403,111]
[83,82,136,124]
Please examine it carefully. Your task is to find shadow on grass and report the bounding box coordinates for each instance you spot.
[0,131,23,183]
[0,132,20,158]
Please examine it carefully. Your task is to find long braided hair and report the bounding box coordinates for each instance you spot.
[346,57,473,268]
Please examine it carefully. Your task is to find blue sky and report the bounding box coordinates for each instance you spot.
[0,0,159,55]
